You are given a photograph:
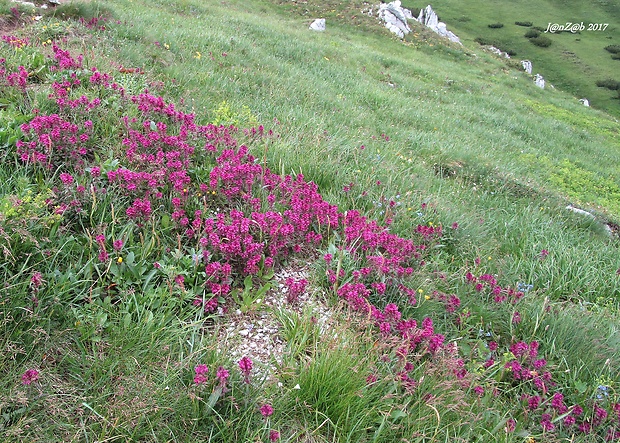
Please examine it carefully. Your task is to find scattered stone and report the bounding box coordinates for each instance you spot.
[417,5,461,44]
[534,74,545,89]
[566,205,595,218]
[215,262,334,382]
[579,98,590,107]
[309,18,326,32]
[486,46,510,58]
[521,60,532,74]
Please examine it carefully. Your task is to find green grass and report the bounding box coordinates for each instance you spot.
[2,0,620,441]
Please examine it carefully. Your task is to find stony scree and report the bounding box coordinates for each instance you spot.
[216,264,333,380]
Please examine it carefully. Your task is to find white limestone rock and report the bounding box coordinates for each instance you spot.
[486,46,510,58]
[534,74,545,89]
[11,0,36,7]
[521,60,532,75]
[417,4,461,44]
[378,1,412,38]
[579,98,590,107]
[309,18,326,32]
[566,205,595,218]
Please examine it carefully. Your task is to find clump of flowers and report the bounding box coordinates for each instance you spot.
[284,277,308,303]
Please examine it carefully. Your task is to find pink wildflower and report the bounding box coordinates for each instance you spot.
[22,369,39,385]
[269,430,280,441]
[31,271,43,289]
[506,419,516,433]
[239,356,252,383]
[260,404,274,417]
[194,364,208,385]
[59,173,74,185]
[216,366,229,386]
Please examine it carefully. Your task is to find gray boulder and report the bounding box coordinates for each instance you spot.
[309,18,326,32]
[534,74,545,89]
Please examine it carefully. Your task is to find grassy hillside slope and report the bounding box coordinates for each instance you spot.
[1,0,620,441]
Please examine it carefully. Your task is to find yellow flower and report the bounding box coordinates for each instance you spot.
[425,295,430,300]
[117,257,123,264]
[194,51,201,59]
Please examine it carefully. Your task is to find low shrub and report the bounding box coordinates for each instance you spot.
[604,44,620,54]
[524,29,540,38]
[488,23,504,29]
[612,53,620,60]
[595,79,620,90]
[474,37,516,56]
[515,21,533,27]
[530,36,552,47]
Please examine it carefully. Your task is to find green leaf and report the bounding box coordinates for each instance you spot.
[123,312,132,329]
[390,409,407,420]
[574,380,588,394]
[243,275,253,291]
[125,251,135,267]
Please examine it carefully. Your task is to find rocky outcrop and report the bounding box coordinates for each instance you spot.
[377,1,412,38]
[417,5,461,44]
[579,98,590,107]
[521,60,532,74]
[370,2,461,44]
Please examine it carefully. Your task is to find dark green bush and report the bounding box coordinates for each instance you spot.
[488,23,504,29]
[595,79,620,90]
[604,45,620,54]
[475,37,495,46]
[515,21,533,27]
[530,36,552,48]
[524,29,540,38]
[532,26,545,32]
[612,53,620,60]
